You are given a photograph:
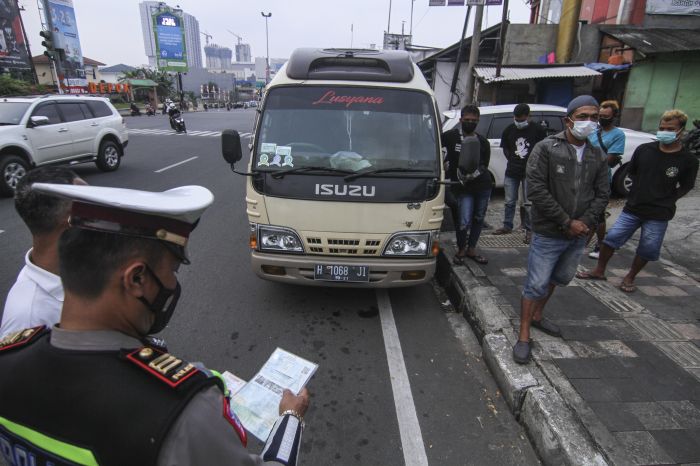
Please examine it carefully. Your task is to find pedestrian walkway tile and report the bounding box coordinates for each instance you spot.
[613,431,675,465]
[623,402,682,429]
[589,402,645,432]
[657,400,700,428]
[649,429,700,463]
[653,341,700,369]
[626,318,684,341]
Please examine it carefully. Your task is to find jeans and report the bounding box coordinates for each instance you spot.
[603,210,668,261]
[503,176,531,231]
[456,188,492,250]
[522,233,586,300]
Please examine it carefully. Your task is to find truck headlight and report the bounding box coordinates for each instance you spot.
[382,232,431,256]
[258,225,304,253]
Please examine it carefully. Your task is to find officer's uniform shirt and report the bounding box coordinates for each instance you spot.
[0,249,63,339]
[49,327,286,466]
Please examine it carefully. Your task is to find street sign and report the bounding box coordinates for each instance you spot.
[486,0,503,4]
[428,0,446,5]
[466,0,485,5]
[447,0,465,5]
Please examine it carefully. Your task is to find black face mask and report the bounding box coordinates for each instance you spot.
[599,117,614,127]
[461,121,478,134]
[138,265,181,334]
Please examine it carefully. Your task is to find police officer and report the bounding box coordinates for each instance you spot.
[0,184,309,466]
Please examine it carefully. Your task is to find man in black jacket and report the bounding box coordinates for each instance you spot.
[577,109,698,292]
[514,95,610,364]
[442,104,492,265]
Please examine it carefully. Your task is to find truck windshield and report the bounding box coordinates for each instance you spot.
[0,102,30,125]
[255,86,439,175]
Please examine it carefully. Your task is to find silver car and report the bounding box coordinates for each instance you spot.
[442,104,656,196]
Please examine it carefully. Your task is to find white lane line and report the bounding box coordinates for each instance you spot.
[0,230,4,234]
[154,156,198,173]
[376,289,429,466]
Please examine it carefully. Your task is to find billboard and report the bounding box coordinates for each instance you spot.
[153,9,188,72]
[0,0,33,73]
[47,0,87,90]
[646,0,700,15]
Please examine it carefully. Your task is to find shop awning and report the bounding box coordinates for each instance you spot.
[599,26,700,54]
[128,79,158,88]
[474,66,601,83]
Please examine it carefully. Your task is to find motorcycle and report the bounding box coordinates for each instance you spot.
[168,107,186,133]
[145,104,155,116]
[129,104,141,117]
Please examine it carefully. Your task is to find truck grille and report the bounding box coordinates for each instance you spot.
[304,235,385,256]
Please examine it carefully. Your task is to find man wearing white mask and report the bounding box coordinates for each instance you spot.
[513,95,610,364]
[577,109,698,293]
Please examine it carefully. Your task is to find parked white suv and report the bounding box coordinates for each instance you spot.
[0,95,129,196]
[442,104,656,196]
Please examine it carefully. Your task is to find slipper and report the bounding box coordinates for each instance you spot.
[465,254,488,265]
[619,283,636,293]
[453,255,466,265]
[575,271,607,281]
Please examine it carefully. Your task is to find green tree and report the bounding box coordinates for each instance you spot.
[0,75,50,96]
[119,67,174,101]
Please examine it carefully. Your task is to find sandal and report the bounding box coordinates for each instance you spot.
[619,282,636,293]
[453,254,466,265]
[465,254,488,265]
[575,271,607,281]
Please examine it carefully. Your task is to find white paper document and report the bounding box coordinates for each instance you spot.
[231,348,318,441]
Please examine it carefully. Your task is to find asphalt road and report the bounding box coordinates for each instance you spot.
[0,109,539,465]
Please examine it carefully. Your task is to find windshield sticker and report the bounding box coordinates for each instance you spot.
[275,146,292,167]
[258,143,277,167]
[312,90,385,108]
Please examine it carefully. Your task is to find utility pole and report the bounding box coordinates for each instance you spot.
[464,2,485,104]
[387,0,392,34]
[261,12,271,84]
[409,0,415,37]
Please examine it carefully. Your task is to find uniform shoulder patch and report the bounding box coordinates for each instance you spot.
[125,347,200,388]
[0,326,47,352]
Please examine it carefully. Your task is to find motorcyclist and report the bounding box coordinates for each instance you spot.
[129,102,140,116]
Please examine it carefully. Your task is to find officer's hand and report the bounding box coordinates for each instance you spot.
[568,219,589,238]
[279,388,310,417]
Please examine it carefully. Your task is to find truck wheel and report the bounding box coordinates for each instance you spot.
[0,155,29,197]
[96,141,121,172]
[612,163,632,197]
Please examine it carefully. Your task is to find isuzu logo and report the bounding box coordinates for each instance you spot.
[314,184,376,197]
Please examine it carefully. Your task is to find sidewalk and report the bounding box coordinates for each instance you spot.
[438,229,700,465]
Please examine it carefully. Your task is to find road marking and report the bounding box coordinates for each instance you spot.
[155,156,198,173]
[376,289,429,466]
[0,230,4,234]
[128,128,253,139]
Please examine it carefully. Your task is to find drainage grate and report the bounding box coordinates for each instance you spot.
[478,233,529,248]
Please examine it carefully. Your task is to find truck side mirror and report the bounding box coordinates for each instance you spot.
[221,129,243,164]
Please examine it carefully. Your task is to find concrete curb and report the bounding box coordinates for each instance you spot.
[437,242,612,466]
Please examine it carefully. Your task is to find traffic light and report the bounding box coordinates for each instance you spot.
[40,30,56,60]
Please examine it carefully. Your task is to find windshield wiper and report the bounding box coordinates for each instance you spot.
[344,167,434,182]
[270,166,354,179]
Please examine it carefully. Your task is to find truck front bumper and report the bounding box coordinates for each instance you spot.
[251,252,436,288]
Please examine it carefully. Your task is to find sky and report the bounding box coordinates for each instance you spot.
[18,0,533,67]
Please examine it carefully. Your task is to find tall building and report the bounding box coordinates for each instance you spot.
[235,43,251,63]
[205,44,233,70]
[139,1,203,69]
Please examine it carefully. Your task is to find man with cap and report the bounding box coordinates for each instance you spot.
[1,166,86,338]
[513,95,610,364]
[0,184,310,465]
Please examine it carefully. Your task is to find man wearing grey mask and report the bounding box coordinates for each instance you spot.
[513,95,610,364]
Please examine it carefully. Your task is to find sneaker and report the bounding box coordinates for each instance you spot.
[512,340,531,364]
[492,227,512,235]
[588,246,600,260]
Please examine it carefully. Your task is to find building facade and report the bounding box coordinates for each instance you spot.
[204,44,233,70]
[235,43,251,63]
[139,1,202,69]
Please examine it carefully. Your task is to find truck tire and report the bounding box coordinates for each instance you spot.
[95,140,121,172]
[0,155,29,197]
[612,163,632,197]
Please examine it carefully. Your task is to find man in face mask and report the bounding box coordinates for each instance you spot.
[585,100,626,260]
[513,95,610,364]
[493,103,547,243]
[0,184,310,466]
[442,104,492,265]
[577,109,698,293]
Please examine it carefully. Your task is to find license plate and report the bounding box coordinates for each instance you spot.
[314,264,369,282]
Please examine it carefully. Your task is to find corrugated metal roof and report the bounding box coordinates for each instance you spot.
[599,26,700,55]
[474,66,600,83]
